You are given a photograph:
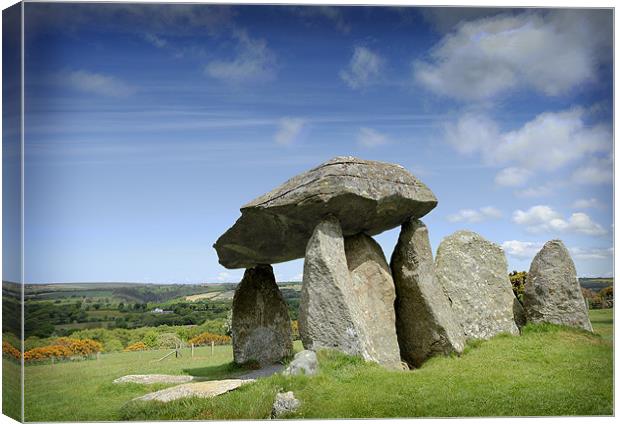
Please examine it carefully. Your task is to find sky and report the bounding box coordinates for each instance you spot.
[12,4,614,283]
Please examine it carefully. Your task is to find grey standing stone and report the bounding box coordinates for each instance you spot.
[271,392,301,418]
[344,233,402,369]
[232,265,293,366]
[214,156,437,269]
[283,350,318,376]
[435,231,521,340]
[299,217,367,358]
[524,240,593,331]
[390,219,465,367]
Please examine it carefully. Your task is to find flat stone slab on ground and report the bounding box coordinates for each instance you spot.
[133,379,254,403]
[113,374,194,384]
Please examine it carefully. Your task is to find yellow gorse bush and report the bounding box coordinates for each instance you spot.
[188,332,231,346]
[2,341,21,360]
[21,337,103,362]
[124,341,148,351]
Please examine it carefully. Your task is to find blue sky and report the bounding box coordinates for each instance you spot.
[18,4,613,283]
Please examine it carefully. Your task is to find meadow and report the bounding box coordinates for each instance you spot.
[7,309,612,421]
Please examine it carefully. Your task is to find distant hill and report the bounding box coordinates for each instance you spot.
[579,278,613,292]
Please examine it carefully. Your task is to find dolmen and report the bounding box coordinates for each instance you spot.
[214,156,590,371]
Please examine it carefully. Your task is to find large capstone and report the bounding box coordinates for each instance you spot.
[435,231,524,340]
[524,240,592,332]
[344,233,401,369]
[299,217,367,358]
[214,156,437,269]
[391,219,465,367]
[231,265,293,366]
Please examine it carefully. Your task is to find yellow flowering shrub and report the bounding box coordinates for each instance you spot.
[124,341,147,351]
[188,332,231,346]
[2,341,20,360]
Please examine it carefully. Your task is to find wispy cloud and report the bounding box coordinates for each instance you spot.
[143,32,168,49]
[447,206,502,223]
[357,127,388,148]
[205,29,276,84]
[573,198,604,209]
[340,46,384,89]
[275,117,305,145]
[495,167,532,187]
[290,6,351,33]
[513,205,606,236]
[64,70,137,97]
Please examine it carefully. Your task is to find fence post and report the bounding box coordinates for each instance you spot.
[211,341,214,356]
[51,356,55,366]
[191,343,194,358]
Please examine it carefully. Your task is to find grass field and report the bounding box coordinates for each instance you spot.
[7,309,613,421]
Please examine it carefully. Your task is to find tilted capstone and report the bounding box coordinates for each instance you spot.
[214,156,437,269]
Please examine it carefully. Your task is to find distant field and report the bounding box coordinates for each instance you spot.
[14,309,612,421]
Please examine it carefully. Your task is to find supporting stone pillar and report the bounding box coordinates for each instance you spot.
[344,233,402,369]
[299,216,402,369]
[390,218,465,368]
[299,217,366,357]
[231,264,293,366]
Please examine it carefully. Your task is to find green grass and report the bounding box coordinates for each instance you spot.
[22,344,251,421]
[2,356,21,421]
[18,309,614,421]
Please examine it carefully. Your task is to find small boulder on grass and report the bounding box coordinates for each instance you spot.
[283,350,318,376]
[271,391,301,418]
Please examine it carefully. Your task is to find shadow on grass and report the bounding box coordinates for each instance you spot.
[183,361,263,380]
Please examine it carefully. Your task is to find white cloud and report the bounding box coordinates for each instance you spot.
[514,185,554,198]
[444,107,611,171]
[573,198,603,209]
[572,156,613,185]
[513,205,606,236]
[205,29,276,84]
[65,70,136,97]
[414,10,612,100]
[340,46,383,89]
[495,167,532,187]
[357,127,388,148]
[447,206,502,223]
[501,240,543,259]
[216,271,230,282]
[502,240,613,261]
[275,118,305,145]
[570,247,613,260]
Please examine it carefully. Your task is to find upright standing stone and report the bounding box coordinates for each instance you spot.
[435,231,523,340]
[524,240,592,331]
[344,234,402,369]
[299,217,368,358]
[232,265,293,366]
[391,219,465,367]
